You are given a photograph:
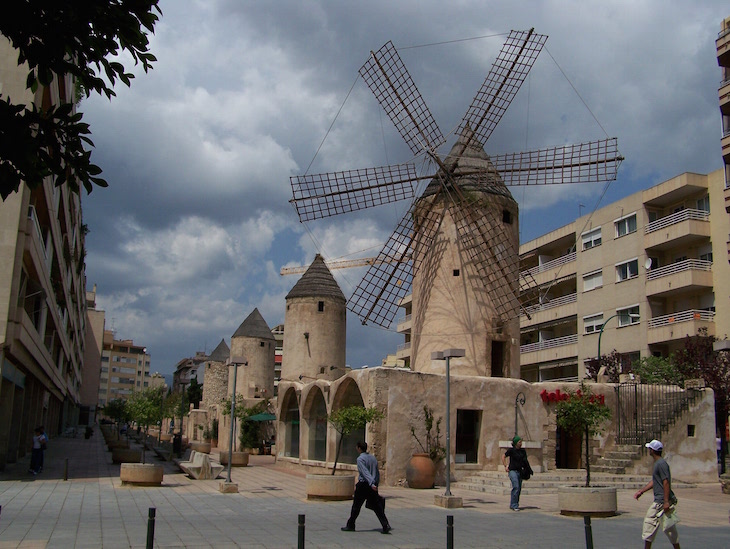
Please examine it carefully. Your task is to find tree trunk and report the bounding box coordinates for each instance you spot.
[584,425,590,488]
[332,432,343,475]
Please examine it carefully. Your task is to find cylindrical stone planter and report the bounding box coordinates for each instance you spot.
[219,451,249,467]
[558,486,618,516]
[120,463,164,486]
[112,448,142,464]
[406,453,437,489]
[305,474,355,500]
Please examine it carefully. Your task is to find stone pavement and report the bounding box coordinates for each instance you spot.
[0,427,727,548]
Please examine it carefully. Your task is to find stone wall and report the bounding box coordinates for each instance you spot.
[202,361,228,409]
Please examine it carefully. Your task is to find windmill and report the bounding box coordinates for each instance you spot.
[289,29,623,376]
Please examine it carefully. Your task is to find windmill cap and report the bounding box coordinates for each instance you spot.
[645,440,663,452]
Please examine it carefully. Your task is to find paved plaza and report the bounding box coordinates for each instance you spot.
[0,428,728,548]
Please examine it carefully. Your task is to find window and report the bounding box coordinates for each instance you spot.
[502,209,512,224]
[616,259,639,282]
[583,314,604,334]
[318,301,324,312]
[699,252,713,262]
[614,213,637,238]
[582,270,603,292]
[581,227,602,250]
[696,195,710,213]
[617,305,640,327]
[453,269,460,277]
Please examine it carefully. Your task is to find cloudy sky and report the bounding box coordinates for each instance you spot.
[80,0,728,378]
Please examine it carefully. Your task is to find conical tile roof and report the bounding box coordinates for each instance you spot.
[232,308,275,340]
[208,339,230,362]
[285,254,346,303]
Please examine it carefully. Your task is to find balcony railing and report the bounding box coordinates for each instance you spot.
[396,314,412,325]
[521,251,576,278]
[646,259,712,281]
[645,209,709,234]
[522,293,577,316]
[647,309,715,329]
[520,334,578,354]
[397,342,411,352]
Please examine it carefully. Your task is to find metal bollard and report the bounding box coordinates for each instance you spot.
[64,458,68,481]
[146,507,156,549]
[297,514,305,549]
[583,515,594,549]
[447,515,454,549]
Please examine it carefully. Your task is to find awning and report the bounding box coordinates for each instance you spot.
[248,413,277,422]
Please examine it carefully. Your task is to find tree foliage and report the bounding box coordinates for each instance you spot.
[0,1,161,199]
[555,382,611,487]
[186,377,203,408]
[630,355,684,386]
[410,405,446,463]
[328,405,384,474]
[126,387,164,463]
[102,398,129,425]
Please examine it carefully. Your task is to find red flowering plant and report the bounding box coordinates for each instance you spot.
[553,382,611,487]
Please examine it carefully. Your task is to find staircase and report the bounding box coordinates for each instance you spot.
[454,470,649,495]
[591,444,642,474]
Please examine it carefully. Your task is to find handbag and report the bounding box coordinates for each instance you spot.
[366,493,386,511]
[520,459,533,480]
[661,508,679,531]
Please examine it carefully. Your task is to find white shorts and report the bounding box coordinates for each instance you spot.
[642,501,679,544]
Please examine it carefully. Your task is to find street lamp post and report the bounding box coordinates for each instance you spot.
[431,348,465,506]
[222,356,247,492]
[596,313,640,360]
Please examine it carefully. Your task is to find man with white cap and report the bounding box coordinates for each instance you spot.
[633,439,680,549]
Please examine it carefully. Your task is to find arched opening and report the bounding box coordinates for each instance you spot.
[303,387,327,461]
[331,378,365,465]
[280,388,300,458]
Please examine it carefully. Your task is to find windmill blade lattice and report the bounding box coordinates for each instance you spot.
[359,41,446,155]
[290,164,420,222]
[458,28,548,152]
[492,138,623,187]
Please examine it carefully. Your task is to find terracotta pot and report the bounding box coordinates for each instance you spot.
[305,474,356,500]
[406,453,436,489]
[558,486,618,517]
[219,451,249,466]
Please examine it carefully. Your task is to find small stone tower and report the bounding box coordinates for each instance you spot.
[229,308,276,399]
[281,254,346,382]
[201,338,230,408]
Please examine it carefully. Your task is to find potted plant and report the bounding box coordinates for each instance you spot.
[407,405,446,488]
[306,405,384,500]
[191,424,212,454]
[554,382,615,516]
[120,387,164,486]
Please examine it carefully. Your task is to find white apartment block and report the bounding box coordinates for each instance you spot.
[98,330,151,406]
[519,169,730,382]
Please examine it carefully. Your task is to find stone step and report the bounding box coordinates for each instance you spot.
[592,458,633,469]
[590,465,626,474]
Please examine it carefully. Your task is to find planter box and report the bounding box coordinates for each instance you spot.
[160,433,172,442]
[306,474,355,501]
[219,451,249,467]
[107,440,130,451]
[120,463,164,486]
[189,441,211,454]
[558,486,617,517]
[112,448,142,464]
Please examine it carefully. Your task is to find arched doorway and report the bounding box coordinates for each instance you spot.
[281,388,300,458]
[331,378,365,465]
[303,387,327,461]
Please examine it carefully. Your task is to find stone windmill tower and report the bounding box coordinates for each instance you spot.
[281,254,346,382]
[289,29,622,377]
[229,308,275,400]
[201,338,230,408]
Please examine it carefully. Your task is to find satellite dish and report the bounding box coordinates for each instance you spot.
[644,258,653,270]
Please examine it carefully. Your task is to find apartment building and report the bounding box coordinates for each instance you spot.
[519,169,730,382]
[98,330,151,406]
[719,17,730,244]
[0,38,89,469]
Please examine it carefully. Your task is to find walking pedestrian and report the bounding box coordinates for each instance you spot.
[341,441,391,534]
[28,427,43,475]
[38,426,48,472]
[633,439,680,549]
[502,435,528,511]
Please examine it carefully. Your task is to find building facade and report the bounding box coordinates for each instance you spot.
[719,16,730,196]
[0,37,89,469]
[80,286,105,424]
[97,330,151,406]
[519,169,730,382]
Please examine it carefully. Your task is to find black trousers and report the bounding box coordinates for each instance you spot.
[347,481,389,529]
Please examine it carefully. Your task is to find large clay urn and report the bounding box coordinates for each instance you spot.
[406,453,436,489]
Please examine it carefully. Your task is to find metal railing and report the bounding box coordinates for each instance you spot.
[647,309,715,329]
[522,293,576,316]
[646,259,712,281]
[645,208,709,234]
[520,334,578,354]
[520,251,576,278]
[397,342,411,352]
[396,314,412,325]
[615,381,704,446]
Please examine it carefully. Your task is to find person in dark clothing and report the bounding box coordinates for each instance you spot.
[29,427,43,475]
[502,435,528,511]
[341,441,391,534]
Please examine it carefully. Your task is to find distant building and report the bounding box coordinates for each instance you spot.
[148,372,167,390]
[98,331,151,405]
[80,286,105,424]
[172,351,207,394]
[0,36,89,469]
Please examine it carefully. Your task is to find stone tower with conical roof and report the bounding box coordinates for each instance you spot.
[410,133,520,377]
[281,254,346,382]
[229,308,276,399]
[201,338,230,408]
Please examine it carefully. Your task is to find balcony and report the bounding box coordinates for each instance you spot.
[397,314,412,333]
[647,309,715,344]
[645,259,713,297]
[520,251,576,286]
[521,293,577,326]
[396,341,411,359]
[520,334,578,365]
[644,209,710,250]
